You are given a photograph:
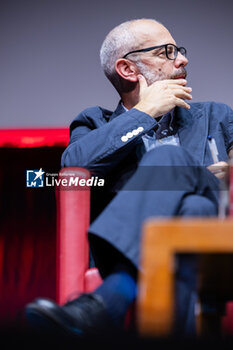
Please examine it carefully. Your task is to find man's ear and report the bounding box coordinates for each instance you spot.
[115,58,138,82]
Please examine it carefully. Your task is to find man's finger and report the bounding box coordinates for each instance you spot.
[173,88,192,100]
[174,97,191,110]
[169,85,192,92]
[162,79,187,86]
[208,161,228,170]
[137,74,148,91]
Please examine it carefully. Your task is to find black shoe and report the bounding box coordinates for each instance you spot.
[25,293,116,337]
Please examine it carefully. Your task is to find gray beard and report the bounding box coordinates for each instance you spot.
[136,61,187,85]
[136,61,164,85]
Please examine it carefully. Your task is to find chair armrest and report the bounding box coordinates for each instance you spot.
[84,268,102,293]
[56,167,90,305]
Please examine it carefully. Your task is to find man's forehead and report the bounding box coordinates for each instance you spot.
[131,20,176,46]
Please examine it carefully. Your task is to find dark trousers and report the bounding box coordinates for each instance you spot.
[89,145,219,334]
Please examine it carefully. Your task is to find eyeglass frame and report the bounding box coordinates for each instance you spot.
[122,43,187,60]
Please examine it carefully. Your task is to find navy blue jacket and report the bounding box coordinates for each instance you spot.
[61,101,233,181]
[61,101,233,270]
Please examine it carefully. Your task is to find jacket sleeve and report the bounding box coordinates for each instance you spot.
[226,105,233,153]
[218,103,233,153]
[61,107,157,176]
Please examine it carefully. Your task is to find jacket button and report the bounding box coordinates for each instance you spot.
[132,129,139,135]
[137,126,144,133]
[121,135,128,142]
[126,132,133,138]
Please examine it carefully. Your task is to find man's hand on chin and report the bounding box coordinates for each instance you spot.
[134,75,192,119]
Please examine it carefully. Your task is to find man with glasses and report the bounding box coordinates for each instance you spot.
[26,19,233,337]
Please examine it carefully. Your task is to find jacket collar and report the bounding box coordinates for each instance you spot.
[109,101,128,121]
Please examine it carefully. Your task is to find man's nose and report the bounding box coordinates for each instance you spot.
[174,51,188,67]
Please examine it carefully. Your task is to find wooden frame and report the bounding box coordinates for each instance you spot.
[138,218,233,336]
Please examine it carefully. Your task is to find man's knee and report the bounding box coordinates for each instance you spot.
[178,194,218,217]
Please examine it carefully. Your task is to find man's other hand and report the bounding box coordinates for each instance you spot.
[207,161,229,180]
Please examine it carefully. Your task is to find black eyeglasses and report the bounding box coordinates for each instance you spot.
[122,43,187,60]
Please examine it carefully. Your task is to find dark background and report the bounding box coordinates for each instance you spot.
[1,0,233,127]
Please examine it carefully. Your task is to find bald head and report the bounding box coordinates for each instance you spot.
[100,18,173,93]
[130,19,173,47]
